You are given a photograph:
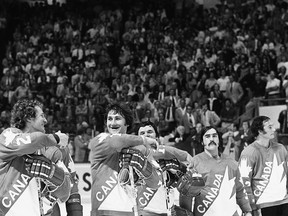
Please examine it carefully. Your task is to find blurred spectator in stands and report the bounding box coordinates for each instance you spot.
[217,68,230,97]
[47,96,61,120]
[64,97,76,122]
[236,120,250,161]
[74,126,89,163]
[222,123,240,160]
[0,102,10,128]
[170,125,193,156]
[265,70,281,105]
[158,111,170,137]
[205,71,217,93]
[279,66,288,101]
[45,107,59,133]
[207,90,222,116]
[0,90,8,113]
[175,98,186,126]
[200,99,221,127]
[167,88,179,108]
[75,98,88,122]
[179,89,191,106]
[197,72,208,96]
[226,73,244,104]
[45,59,57,77]
[277,45,288,63]
[13,79,29,102]
[94,92,108,108]
[191,122,204,155]
[195,88,208,107]
[71,64,82,87]
[164,98,176,132]
[250,72,267,99]
[220,98,238,130]
[154,83,166,102]
[278,102,288,135]
[89,115,101,138]
[182,103,200,134]
[1,69,16,104]
[141,108,156,124]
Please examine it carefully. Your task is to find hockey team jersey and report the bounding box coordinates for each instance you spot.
[41,146,78,215]
[239,141,288,210]
[90,133,161,216]
[181,152,251,216]
[0,128,62,216]
[137,145,191,215]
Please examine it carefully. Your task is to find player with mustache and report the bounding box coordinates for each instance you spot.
[177,126,252,216]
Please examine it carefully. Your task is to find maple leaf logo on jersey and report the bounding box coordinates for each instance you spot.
[256,154,287,205]
[203,167,238,216]
[239,158,252,178]
[3,129,18,146]
[67,154,76,173]
[97,133,110,143]
[97,133,121,143]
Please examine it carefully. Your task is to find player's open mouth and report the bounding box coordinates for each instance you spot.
[150,143,157,149]
[110,126,120,129]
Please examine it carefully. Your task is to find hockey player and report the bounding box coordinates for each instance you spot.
[177,126,252,216]
[41,146,83,216]
[239,116,288,216]
[90,102,161,216]
[131,121,192,216]
[0,99,71,216]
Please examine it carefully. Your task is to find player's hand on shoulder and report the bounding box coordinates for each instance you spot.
[142,136,159,150]
[120,148,153,179]
[158,158,187,174]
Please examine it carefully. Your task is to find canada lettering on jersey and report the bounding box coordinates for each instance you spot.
[197,174,223,213]
[254,161,272,197]
[138,186,157,207]
[1,173,31,209]
[96,171,118,202]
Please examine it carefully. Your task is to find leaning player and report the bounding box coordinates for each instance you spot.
[0,99,71,216]
[90,102,161,216]
[120,121,194,216]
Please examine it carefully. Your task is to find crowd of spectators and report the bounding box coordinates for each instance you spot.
[1,0,288,162]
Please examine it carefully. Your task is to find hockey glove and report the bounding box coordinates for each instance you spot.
[158,158,187,175]
[120,148,153,179]
[165,170,181,188]
[177,170,205,197]
[24,154,65,187]
[171,205,194,216]
[66,193,83,216]
[118,166,139,186]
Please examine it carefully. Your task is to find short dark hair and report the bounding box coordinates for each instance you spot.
[10,99,43,130]
[105,102,134,131]
[137,121,159,138]
[250,116,270,138]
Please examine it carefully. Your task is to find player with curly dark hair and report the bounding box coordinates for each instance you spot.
[10,99,44,130]
[0,99,71,216]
